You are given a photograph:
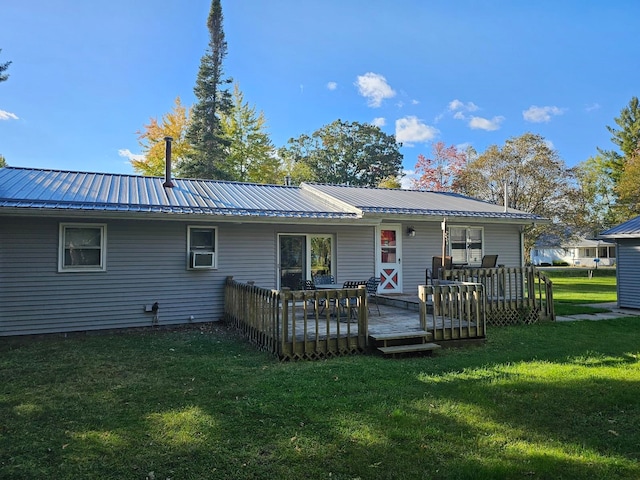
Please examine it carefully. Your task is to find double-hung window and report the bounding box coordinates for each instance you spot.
[449,226,483,266]
[58,223,107,272]
[188,226,217,269]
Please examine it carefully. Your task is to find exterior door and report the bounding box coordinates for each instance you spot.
[279,235,306,290]
[377,224,402,293]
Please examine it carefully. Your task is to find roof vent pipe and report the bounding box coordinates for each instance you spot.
[503,182,508,213]
[163,136,175,188]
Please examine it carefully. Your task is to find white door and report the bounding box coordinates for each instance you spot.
[377,224,402,293]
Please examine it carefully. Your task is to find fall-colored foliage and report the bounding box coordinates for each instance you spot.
[131,97,193,177]
[412,142,467,192]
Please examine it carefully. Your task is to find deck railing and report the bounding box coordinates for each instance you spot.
[224,277,368,361]
[442,266,554,325]
[418,282,486,341]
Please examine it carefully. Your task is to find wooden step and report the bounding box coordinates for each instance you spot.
[369,330,433,347]
[377,343,441,356]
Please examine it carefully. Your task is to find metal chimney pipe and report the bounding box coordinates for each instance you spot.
[503,182,508,213]
[163,136,175,188]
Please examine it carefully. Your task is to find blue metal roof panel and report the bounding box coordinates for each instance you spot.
[304,183,544,220]
[600,216,640,237]
[0,167,359,219]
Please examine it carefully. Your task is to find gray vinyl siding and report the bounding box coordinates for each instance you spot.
[616,240,640,309]
[0,214,525,335]
[0,218,282,336]
[0,217,378,336]
[1,217,223,335]
[401,221,523,296]
[333,225,376,284]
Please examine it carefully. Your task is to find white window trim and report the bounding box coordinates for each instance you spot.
[187,225,218,270]
[58,223,107,273]
[448,225,484,266]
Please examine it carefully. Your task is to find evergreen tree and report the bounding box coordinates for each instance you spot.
[598,96,640,184]
[219,83,280,183]
[0,49,11,83]
[182,0,233,179]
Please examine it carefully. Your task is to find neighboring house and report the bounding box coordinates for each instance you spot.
[600,216,640,309]
[0,166,543,336]
[531,237,616,267]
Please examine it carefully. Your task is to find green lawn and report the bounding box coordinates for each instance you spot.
[545,268,618,316]
[2,318,640,480]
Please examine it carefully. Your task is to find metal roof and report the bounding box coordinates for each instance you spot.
[0,167,360,219]
[304,183,543,221]
[0,167,546,222]
[600,216,640,238]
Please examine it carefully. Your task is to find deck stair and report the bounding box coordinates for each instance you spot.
[369,330,441,357]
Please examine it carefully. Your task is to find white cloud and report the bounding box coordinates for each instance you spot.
[118,149,145,162]
[0,109,18,121]
[355,72,396,107]
[401,169,417,189]
[522,105,565,123]
[445,99,480,122]
[395,116,439,145]
[411,99,420,105]
[371,117,386,127]
[585,102,601,112]
[469,116,504,131]
[326,81,337,91]
[448,99,478,113]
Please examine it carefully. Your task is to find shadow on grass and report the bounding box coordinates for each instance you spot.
[1,319,639,479]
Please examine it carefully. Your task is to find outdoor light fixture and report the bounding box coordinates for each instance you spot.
[407,226,416,237]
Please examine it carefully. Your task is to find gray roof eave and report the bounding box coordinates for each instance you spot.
[0,204,376,225]
[359,210,548,223]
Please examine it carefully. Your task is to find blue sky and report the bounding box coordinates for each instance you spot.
[1,0,638,184]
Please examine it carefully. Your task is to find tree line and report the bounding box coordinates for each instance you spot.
[132,1,640,246]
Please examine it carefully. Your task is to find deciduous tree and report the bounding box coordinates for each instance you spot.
[412,142,467,191]
[182,0,233,179]
[614,141,640,219]
[572,155,618,234]
[377,175,402,189]
[456,133,578,257]
[282,119,403,187]
[131,97,192,177]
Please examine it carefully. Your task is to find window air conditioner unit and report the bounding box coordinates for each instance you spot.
[191,251,214,268]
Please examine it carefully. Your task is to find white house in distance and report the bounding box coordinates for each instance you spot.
[530,237,616,267]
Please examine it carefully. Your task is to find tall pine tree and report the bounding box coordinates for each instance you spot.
[182,0,233,179]
[0,49,11,83]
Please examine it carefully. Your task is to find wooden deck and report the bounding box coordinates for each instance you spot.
[224,268,552,360]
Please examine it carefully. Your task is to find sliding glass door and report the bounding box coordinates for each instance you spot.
[279,234,334,289]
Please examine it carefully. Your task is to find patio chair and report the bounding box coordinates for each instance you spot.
[340,280,366,320]
[480,254,498,268]
[426,256,453,285]
[303,279,321,312]
[365,276,381,315]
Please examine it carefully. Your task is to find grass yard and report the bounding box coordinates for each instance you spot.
[2,318,640,480]
[546,268,618,316]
